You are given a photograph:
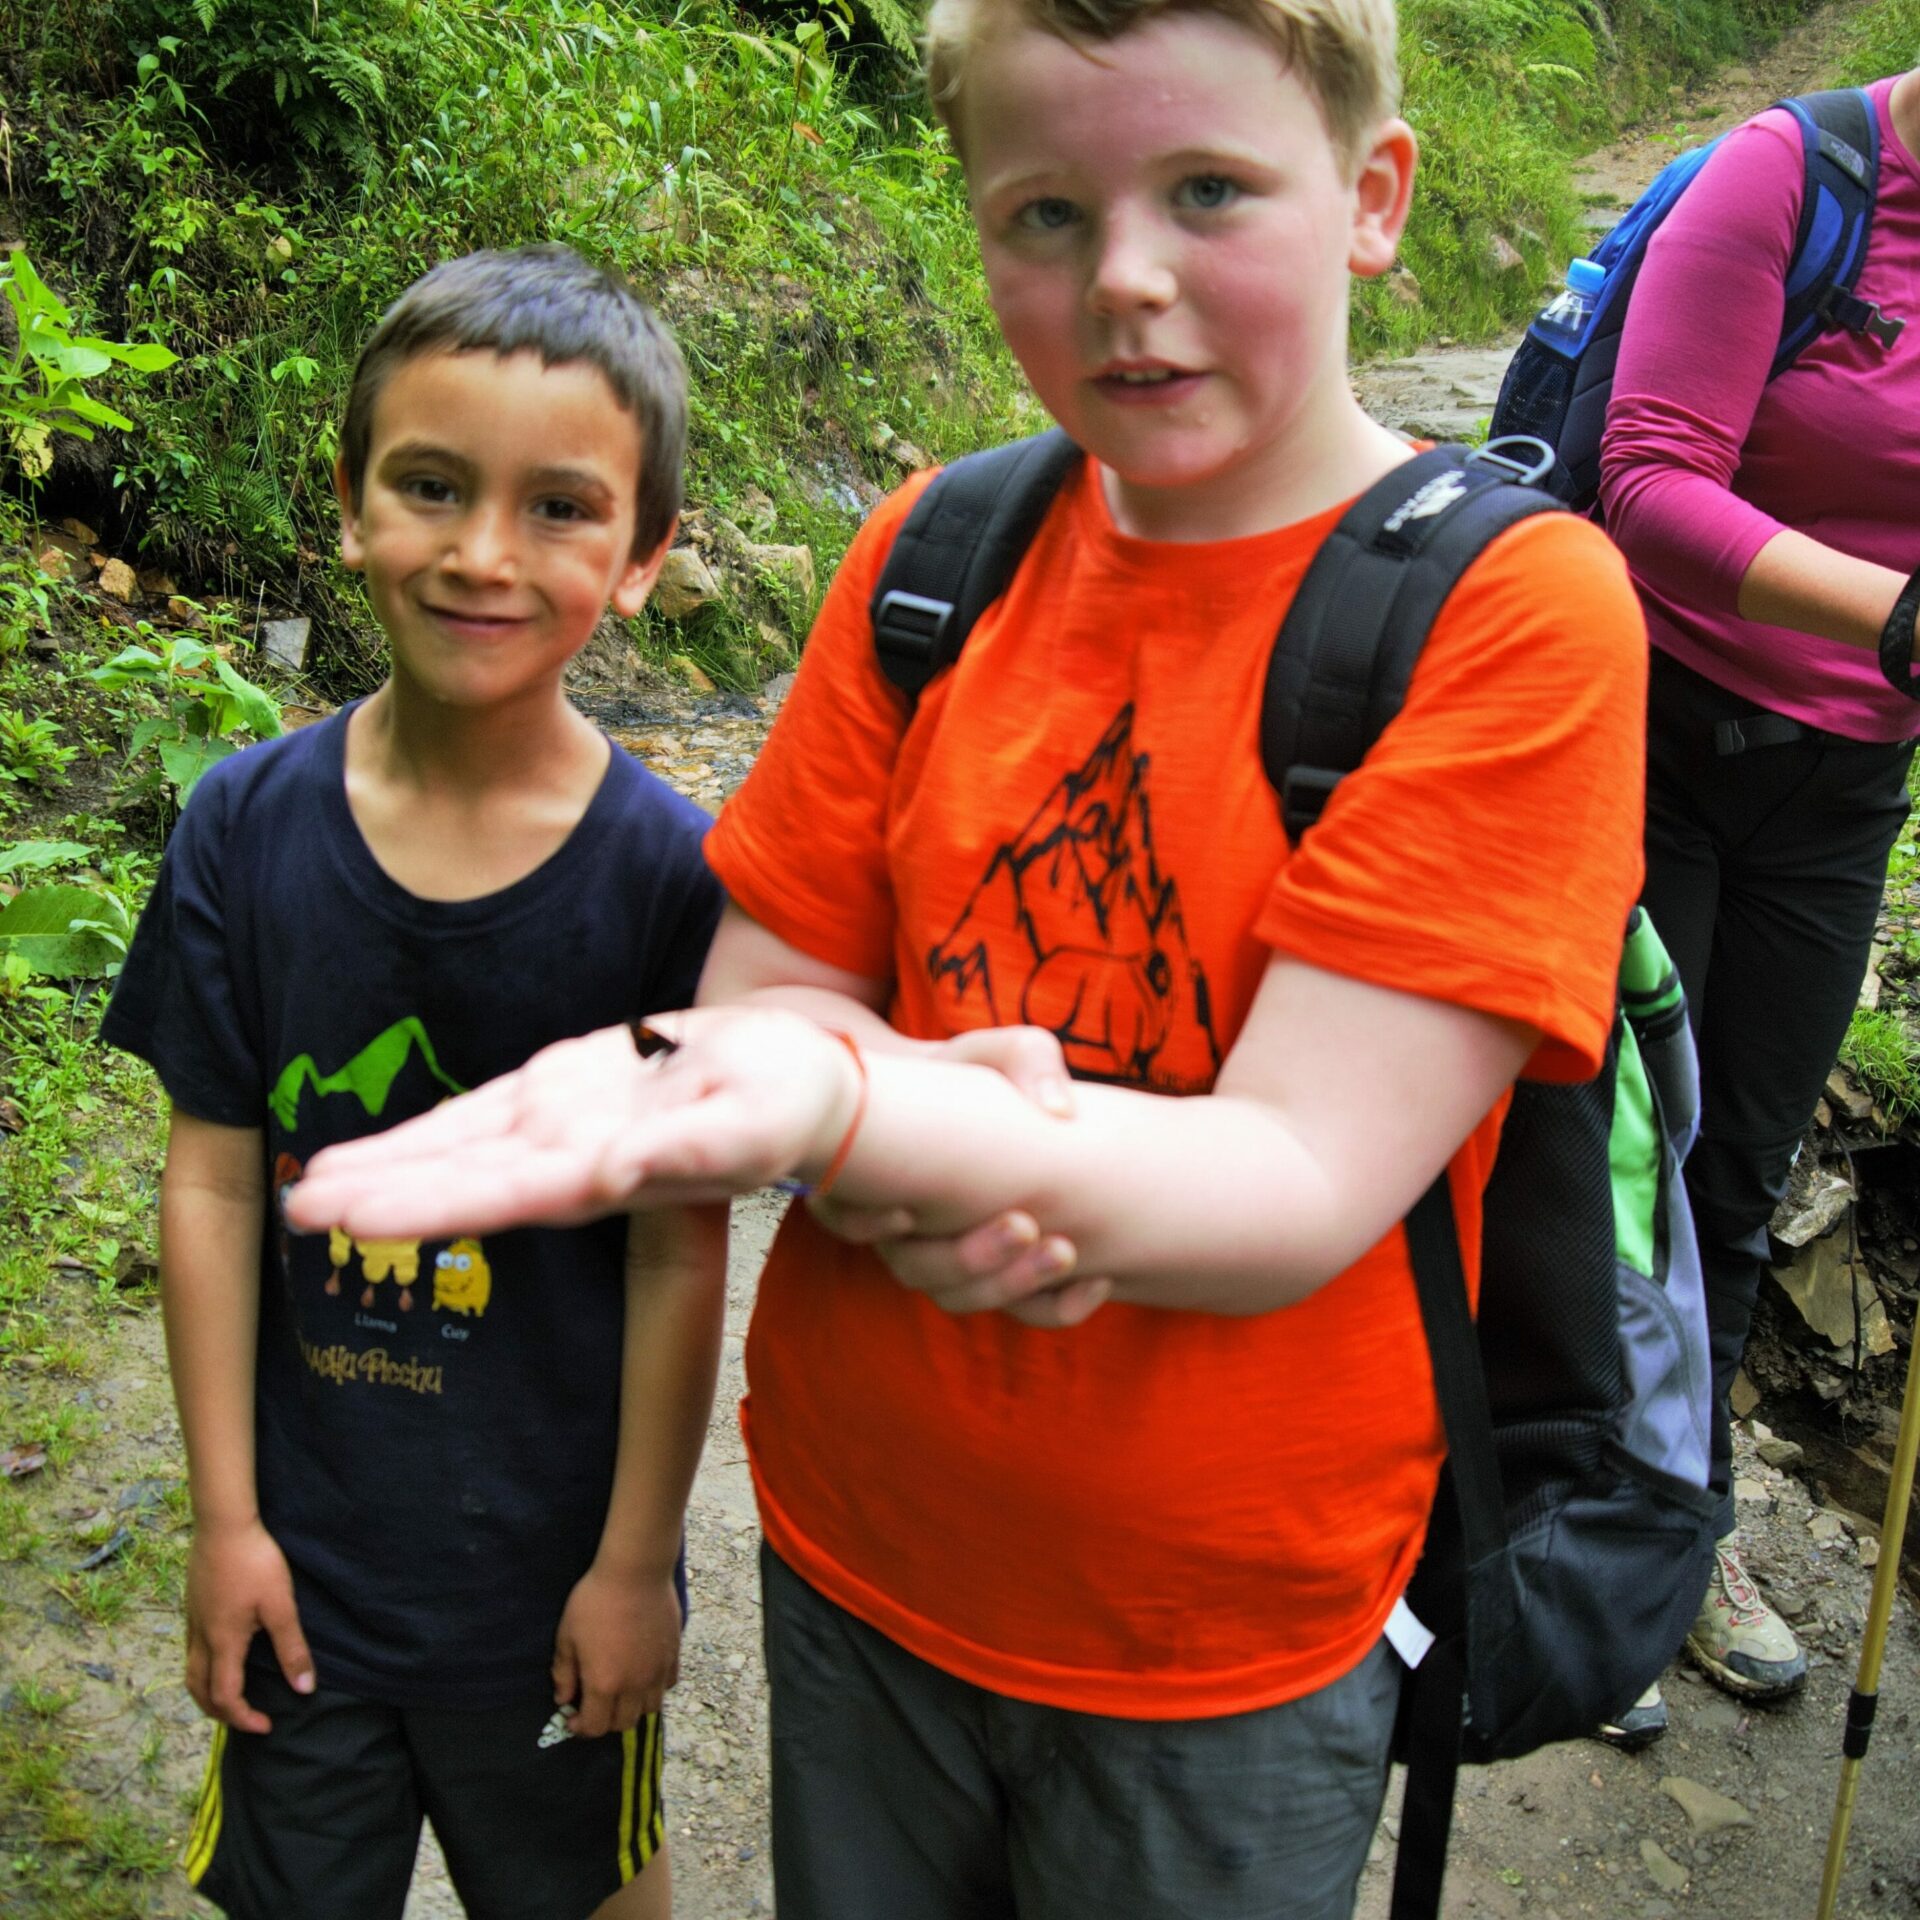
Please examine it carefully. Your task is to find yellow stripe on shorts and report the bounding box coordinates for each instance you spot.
[616,1712,666,1883]
[618,1725,637,1883]
[637,1713,664,1866]
[182,1724,228,1885]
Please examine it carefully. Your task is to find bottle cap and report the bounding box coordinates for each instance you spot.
[1566,257,1606,297]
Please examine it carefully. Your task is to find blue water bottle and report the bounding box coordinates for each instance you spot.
[1536,257,1606,344]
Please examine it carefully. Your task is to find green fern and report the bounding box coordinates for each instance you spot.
[856,0,923,58]
[175,449,294,555]
[114,0,416,160]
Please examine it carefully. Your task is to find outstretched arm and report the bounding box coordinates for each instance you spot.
[696,952,1532,1315]
[288,945,1532,1317]
[699,899,1077,1115]
[698,901,1092,1320]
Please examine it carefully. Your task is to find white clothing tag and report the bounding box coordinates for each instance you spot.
[1384,1595,1435,1670]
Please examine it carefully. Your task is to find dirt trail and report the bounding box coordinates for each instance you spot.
[1351,0,1870,441]
[6,6,1916,1916]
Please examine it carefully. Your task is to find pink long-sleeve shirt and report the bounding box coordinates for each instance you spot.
[1600,75,1920,741]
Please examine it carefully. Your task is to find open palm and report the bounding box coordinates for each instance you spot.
[285,1008,854,1241]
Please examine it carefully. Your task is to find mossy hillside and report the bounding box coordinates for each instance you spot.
[7,0,1031,688]
[1361,0,1810,353]
[7,0,1815,691]
[1836,0,1920,75]
[0,3,1905,1907]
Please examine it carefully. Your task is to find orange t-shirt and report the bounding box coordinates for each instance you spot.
[705,458,1647,1719]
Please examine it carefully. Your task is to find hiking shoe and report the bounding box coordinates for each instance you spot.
[1595,1680,1668,1751]
[1685,1538,1808,1699]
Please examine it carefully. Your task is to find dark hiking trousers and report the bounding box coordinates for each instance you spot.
[1639,649,1915,1537]
[760,1545,1401,1920]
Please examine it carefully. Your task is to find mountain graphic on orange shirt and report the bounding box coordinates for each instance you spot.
[927,705,1222,1092]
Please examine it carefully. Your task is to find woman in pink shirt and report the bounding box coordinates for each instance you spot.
[1599,66,1920,1739]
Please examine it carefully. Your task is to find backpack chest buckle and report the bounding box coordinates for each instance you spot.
[1817,283,1907,351]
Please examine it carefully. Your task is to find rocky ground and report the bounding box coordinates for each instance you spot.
[12,1173,1915,1920]
[5,3,1918,1913]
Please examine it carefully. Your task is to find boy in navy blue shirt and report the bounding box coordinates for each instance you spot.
[104,245,725,1920]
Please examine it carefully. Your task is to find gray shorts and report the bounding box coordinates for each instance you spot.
[761,1544,1400,1920]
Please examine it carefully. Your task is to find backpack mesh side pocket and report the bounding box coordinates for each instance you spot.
[1492,344,1576,450]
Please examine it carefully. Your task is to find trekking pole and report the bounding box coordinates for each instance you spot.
[1813,1315,1920,1920]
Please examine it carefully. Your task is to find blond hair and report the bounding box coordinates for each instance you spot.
[924,0,1400,179]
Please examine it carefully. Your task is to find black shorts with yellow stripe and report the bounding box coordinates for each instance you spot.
[183,1670,665,1920]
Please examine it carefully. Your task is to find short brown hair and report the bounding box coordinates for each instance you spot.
[339,245,687,559]
[925,0,1400,179]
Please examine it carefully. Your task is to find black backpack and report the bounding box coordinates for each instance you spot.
[1490,88,1894,512]
[867,430,1720,1920]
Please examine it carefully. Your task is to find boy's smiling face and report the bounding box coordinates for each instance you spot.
[960,9,1412,539]
[336,348,664,710]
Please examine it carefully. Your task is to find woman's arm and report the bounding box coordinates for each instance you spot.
[1734,529,1914,658]
[1597,108,1916,654]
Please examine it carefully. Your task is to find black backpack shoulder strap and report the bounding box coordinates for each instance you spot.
[1261,438,1568,843]
[1774,87,1900,371]
[868,428,1082,701]
[1265,435,1566,1920]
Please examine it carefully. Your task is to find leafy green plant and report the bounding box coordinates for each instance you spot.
[86,629,282,806]
[112,0,409,162]
[0,884,133,982]
[0,251,178,481]
[0,555,56,660]
[0,712,75,792]
[0,840,96,879]
[174,444,300,560]
[1843,1007,1920,1128]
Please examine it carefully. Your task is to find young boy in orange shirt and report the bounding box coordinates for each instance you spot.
[293,3,1650,1913]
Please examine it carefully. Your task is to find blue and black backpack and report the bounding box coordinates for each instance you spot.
[1491,88,1899,511]
[867,430,1719,1920]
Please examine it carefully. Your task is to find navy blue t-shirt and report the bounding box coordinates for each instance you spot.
[103,708,722,1707]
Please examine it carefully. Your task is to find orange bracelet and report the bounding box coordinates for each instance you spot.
[636,1016,868,1201]
[807,1029,868,1202]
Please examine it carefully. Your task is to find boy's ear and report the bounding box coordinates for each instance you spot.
[333,457,366,573]
[1348,117,1419,280]
[611,517,679,619]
